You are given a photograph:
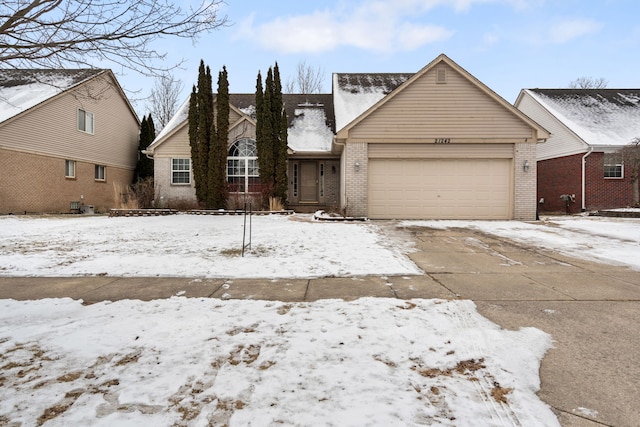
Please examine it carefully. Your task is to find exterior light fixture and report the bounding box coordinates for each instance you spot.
[523,160,530,172]
[355,161,360,172]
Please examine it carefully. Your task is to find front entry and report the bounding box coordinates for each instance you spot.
[299,161,318,202]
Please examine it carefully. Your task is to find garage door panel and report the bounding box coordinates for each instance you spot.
[368,158,511,219]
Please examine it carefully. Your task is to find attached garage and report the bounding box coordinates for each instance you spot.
[368,144,513,219]
[334,54,550,221]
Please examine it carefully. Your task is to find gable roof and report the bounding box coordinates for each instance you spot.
[148,93,336,153]
[335,54,549,141]
[333,73,412,131]
[0,69,107,123]
[522,88,640,147]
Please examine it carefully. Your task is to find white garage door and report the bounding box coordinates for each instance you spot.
[368,158,512,219]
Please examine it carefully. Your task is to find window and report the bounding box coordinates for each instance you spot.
[227,138,260,192]
[94,165,106,181]
[65,160,76,178]
[171,158,191,184]
[293,163,298,197]
[78,109,94,133]
[603,154,623,178]
[319,163,324,197]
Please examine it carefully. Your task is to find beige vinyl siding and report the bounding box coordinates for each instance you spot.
[516,92,588,161]
[155,125,191,157]
[349,63,535,142]
[0,74,139,169]
[368,143,514,159]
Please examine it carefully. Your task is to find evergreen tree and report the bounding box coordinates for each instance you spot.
[187,84,200,196]
[255,71,268,193]
[134,114,156,182]
[207,66,230,208]
[193,60,214,203]
[272,63,288,203]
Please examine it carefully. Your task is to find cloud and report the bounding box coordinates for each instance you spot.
[548,18,603,44]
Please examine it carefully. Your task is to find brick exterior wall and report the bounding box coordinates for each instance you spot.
[537,152,638,213]
[514,142,538,220]
[0,148,133,214]
[343,142,368,217]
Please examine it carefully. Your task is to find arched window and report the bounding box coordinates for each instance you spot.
[227,138,259,192]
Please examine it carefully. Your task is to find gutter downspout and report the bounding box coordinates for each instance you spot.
[581,148,593,211]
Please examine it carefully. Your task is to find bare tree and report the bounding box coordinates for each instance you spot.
[0,0,228,75]
[147,73,184,129]
[284,60,325,94]
[568,76,608,89]
[620,137,640,206]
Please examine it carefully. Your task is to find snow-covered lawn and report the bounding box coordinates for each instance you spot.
[2,213,638,426]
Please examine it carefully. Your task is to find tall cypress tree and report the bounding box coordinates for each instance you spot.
[134,115,155,183]
[187,84,200,198]
[193,61,214,204]
[255,71,267,193]
[207,66,230,208]
[272,63,288,203]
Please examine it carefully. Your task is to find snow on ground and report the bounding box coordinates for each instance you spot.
[401,214,640,271]
[0,214,420,278]
[0,297,557,426]
[5,213,637,426]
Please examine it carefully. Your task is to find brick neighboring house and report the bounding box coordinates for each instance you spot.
[148,54,549,220]
[516,89,640,213]
[0,69,140,214]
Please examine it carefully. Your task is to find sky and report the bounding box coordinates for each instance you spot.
[117,0,640,118]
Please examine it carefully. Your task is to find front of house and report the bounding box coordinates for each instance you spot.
[516,88,640,213]
[147,54,548,220]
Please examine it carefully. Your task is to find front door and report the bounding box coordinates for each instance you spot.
[299,161,318,203]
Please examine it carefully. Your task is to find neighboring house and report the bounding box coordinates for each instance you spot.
[148,54,548,220]
[0,69,140,214]
[516,88,640,213]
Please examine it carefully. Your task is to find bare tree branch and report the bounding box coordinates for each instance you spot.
[568,76,608,89]
[284,60,324,94]
[147,72,183,129]
[0,0,229,76]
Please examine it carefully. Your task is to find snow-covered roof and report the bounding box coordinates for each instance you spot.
[333,73,412,131]
[526,89,640,147]
[150,96,190,146]
[0,69,105,123]
[288,104,334,152]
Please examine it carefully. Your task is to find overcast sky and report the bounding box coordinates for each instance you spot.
[120,0,640,117]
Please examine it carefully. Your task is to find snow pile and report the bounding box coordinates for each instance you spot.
[287,105,333,152]
[0,297,558,426]
[0,214,420,278]
[151,97,190,144]
[528,90,640,146]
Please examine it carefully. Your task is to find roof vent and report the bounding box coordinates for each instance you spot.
[436,67,447,84]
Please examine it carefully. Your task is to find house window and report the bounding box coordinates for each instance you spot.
[94,165,106,181]
[227,138,259,192]
[293,163,298,197]
[171,158,191,184]
[78,109,94,133]
[319,163,324,197]
[65,160,76,178]
[603,154,623,178]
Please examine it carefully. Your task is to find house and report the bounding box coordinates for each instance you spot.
[148,54,548,220]
[516,88,640,213]
[146,93,338,212]
[0,69,140,214]
[335,54,548,220]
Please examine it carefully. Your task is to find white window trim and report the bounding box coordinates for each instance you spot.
[78,108,94,134]
[171,158,191,185]
[603,163,624,179]
[94,165,106,181]
[65,160,76,178]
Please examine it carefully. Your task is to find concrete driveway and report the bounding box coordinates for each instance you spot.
[404,225,640,427]
[0,223,638,426]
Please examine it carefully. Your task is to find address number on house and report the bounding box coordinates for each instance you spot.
[434,138,451,144]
